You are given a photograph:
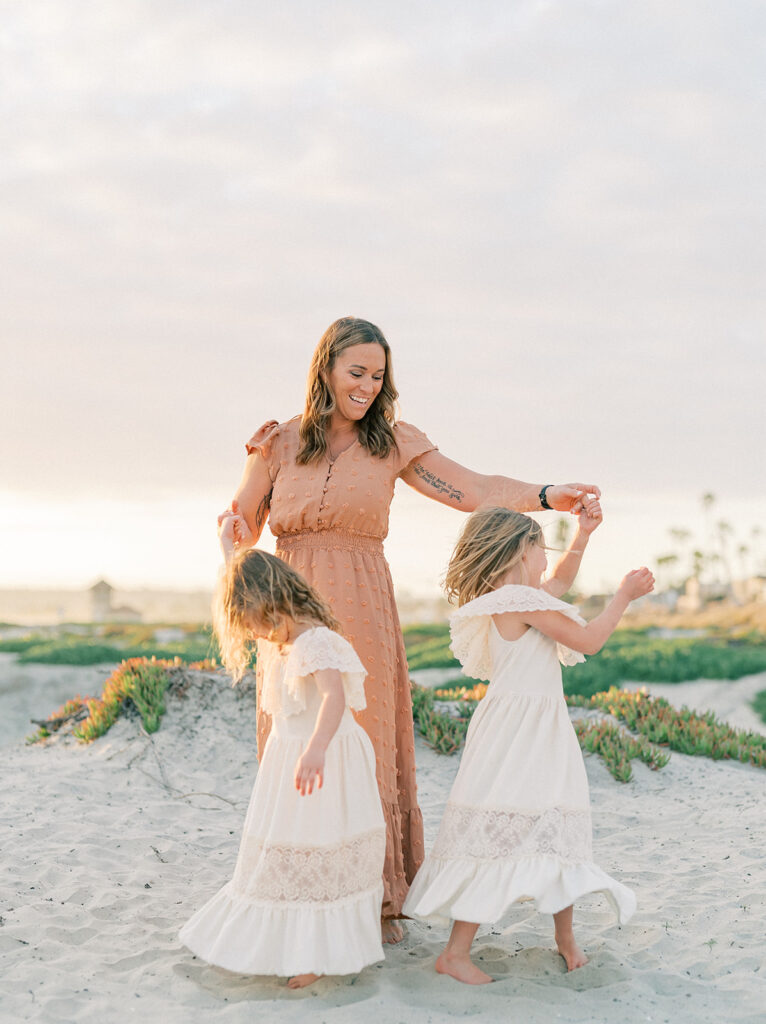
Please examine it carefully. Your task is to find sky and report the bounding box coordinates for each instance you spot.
[2,1,765,598]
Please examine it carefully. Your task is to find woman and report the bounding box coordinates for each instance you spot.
[220,316,600,943]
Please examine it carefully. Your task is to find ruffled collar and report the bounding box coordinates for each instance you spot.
[449,585,586,679]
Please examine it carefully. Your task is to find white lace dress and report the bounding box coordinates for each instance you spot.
[403,585,636,928]
[179,627,386,976]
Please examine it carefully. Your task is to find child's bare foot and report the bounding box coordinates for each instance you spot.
[381,918,404,944]
[287,973,321,989]
[556,935,588,971]
[435,950,493,985]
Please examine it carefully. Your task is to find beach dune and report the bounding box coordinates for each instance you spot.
[1,670,765,1023]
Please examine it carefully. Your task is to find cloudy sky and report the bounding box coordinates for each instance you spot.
[2,1,765,596]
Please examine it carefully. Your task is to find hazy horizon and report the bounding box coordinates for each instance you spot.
[3,2,765,597]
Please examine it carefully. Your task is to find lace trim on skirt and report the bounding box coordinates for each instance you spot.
[431,804,593,864]
[232,827,386,904]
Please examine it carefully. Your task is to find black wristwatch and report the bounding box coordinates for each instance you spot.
[539,485,554,510]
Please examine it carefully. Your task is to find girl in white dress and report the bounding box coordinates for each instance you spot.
[403,504,654,984]
[179,548,386,987]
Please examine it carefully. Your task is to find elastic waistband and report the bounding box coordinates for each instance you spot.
[276,528,384,555]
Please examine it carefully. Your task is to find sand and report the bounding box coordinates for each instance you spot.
[1,667,765,1023]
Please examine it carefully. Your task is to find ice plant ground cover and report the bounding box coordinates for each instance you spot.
[404,625,766,693]
[414,681,766,782]
[26,657,215,744]
[21,620,766,782]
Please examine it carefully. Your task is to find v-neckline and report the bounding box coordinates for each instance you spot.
[326,436,359,464]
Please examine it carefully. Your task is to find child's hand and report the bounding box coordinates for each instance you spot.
[217,499,253,558]
[294,744,326,796]
[618,567,655,601]
[577,497,602,535]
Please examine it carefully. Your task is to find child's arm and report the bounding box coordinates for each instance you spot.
[294,668,346,796]
[542,499,602,598]
[524,568,654,655]
[217,499,255,562]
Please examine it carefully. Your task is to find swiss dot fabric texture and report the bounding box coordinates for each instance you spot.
[246,416,438,916]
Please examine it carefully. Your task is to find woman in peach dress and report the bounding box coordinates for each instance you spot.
[221,316,600,942]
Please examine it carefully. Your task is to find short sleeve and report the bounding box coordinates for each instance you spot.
[284,628,367,712]
[245,422,281,483]
[450,585,587,678]
[394,421,438,476]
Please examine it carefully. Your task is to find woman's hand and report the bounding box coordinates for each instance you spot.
[577,497,603,535]
[217,499,254,559]
[618,567,655,601]
[546,483,602,514]
[294,742,326,796]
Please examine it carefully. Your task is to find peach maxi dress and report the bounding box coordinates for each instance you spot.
[246,416,437,917]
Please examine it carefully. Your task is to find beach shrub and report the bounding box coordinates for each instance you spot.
[71,658,173,742]
[573,719,670,782]
[26,696,90,744]
[404,634,459,671]
[0,635,48,654]
[752,689,766,726]
[28,656,225,745]
[434,681,489,701]
[17,635,216,666]
[411,681,669,781]
[402,623,766,690]
[563,635,766,698]
[568,687,766,769]
[411,684,476,754]
[413,678,766,781]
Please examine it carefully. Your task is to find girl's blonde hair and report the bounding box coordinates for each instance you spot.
[214,549,341,681]
[444,507,543,606]
[297,316,399,464]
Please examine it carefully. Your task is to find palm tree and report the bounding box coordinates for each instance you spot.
[737,543,749,581]
[716,520,733,588]
[656,554,680,592]
[692,549,706,581]
[554,516,571,551]
[668,527,692,581]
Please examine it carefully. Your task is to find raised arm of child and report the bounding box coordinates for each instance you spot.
[543,498,602,599]
[294,668,347,796]
[524,568,655,656]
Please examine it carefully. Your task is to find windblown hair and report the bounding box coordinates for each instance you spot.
[444,506,543,606]
[214,549,341,682]
[297,316,398,464]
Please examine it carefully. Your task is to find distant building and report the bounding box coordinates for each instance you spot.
[88,580,142,623]
[676,576,731,614]
[732,575,766,605]
[577,593,609,617]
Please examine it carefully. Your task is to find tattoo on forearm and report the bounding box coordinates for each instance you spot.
[255,490,272,533]
[411,463,464,503]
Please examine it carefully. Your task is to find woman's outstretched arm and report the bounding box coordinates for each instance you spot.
[227,455,273,545]
[399,449,600,514]
[220,420,279,549]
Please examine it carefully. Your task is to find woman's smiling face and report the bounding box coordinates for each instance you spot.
[326,342,387,424]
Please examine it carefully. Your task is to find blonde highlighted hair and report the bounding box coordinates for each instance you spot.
[297,316,398,464]
[214,549,340,682]
[444,507,543,606]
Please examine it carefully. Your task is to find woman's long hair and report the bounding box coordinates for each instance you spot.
[297,316,398,464]
[444,507,543,606]
[214,549,341,682]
